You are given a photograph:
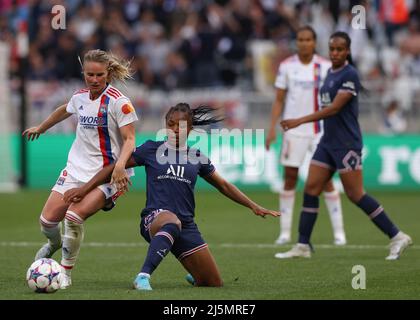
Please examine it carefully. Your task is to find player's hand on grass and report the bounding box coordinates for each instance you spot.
[252,205,281,218]
[280,119,302,131]
[22,126,45,141]
[63,188,86,203]
[111,164,132,192]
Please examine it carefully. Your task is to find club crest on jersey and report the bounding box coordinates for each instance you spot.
[56,176,65,186]
[122,103,135,115]
[314,64,320,76]
[321,92,331,104]
[97,116,107,126]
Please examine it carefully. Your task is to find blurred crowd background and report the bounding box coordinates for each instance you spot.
[1,0,420,133]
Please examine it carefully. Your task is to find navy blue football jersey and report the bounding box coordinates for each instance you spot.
[319,64,362,149]
[132,140,215,223]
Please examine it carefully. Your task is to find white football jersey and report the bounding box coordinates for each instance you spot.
[64,84,138,182]
[274,54,331,137]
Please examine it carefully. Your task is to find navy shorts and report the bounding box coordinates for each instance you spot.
[140,209,208,261]
[311,144,362,173]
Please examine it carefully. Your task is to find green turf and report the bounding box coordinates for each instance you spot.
[1,190,419,300]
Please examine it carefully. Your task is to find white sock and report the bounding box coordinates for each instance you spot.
[324,190,346,239]
[139,272,150,278]
[279,190,295,239]
[61,211,84,275]
[39,215,62,249]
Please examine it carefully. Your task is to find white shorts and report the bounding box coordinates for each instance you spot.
[280,132,321,167]
[51,168,119,201]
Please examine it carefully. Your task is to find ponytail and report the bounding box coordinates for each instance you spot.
[165,103,224,127]
[347,53,355,67]
[83,49,133,82]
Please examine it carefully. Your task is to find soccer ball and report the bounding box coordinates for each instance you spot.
[26,258,63,293]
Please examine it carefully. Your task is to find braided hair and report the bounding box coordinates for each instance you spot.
[165,103,224,127]
[329,31,366,93]
[329,31,355,66]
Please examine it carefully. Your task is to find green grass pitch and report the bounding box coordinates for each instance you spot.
[1,190,419,300]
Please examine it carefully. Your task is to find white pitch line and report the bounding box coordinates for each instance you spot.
[0,241,147,248]
[0,241,419,250]
[220,243,420,249]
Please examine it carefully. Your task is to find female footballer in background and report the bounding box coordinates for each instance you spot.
[22,49,138,288]
[64,103,280,290]
[266,26,346,246]
[275,32,412,260]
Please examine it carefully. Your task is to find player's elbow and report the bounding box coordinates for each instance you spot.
[329,101,347,115]
[217,180,231,195]
[123,135,136,145]
[328,106,341,116]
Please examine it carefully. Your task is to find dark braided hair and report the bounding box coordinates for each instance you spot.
[329,31,355,66]
[165,102,224,127]
[329,31,366,93]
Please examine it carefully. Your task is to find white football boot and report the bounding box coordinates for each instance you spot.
[334,234,347,246]
[274,235,291,245]
[385,231,412,260]
[274,243,311,259]
[60,273,72,289]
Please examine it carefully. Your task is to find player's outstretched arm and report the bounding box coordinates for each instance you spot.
[204,171,280,218]
[280,91,353,131]
[63,156,137,203]
[22,104,71,141]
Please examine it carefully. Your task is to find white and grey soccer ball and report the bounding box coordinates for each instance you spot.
[26,258,63,293]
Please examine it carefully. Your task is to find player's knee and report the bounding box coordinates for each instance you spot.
[160,222,181,240]
[196,276,223,287]
[173,219,182,231]
[344,189,363,204]
[284,170,298,188]
[304,183,322,196]
[323,180,335,192]
[161,211,182,230]
[39,214,61,229]
[210,277,223,287]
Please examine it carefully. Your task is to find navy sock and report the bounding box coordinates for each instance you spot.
[298,193,319,244]
[141,223,180,275]
[356,194,399,238]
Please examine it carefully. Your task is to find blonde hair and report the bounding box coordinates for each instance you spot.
[83,49,133,82]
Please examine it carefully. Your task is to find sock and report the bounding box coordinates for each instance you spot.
[39,215,62,249]
[323,190,346,239]
[140,223,180,275]
[298,193,319,244]
[279,189,295,239]
[356,194,399,238]
[61,211,85,275]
